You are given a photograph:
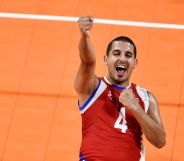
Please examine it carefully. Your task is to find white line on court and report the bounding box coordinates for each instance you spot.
[0,12,184,30]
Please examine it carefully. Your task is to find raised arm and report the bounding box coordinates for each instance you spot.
[74,16,99,105]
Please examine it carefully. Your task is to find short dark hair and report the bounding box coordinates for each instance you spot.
[106,36,137,58]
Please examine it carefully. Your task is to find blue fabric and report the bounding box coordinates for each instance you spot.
[79,152,87,161]
[78,78,101,111]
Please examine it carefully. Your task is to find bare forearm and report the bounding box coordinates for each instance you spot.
[79,33,96,65]
[131,107,166,148]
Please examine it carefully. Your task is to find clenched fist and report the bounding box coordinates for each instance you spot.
[119,89,140,111]
[78,16,94,36]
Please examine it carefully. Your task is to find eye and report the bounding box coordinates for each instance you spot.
[125,52,133,58]
[112,50,121,56]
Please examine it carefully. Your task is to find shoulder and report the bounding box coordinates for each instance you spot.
[135,85,160,115]
[147,91,158,103]
[134,84,155,101]
[140,89,160,118]
[147,91,159,113]
[134,84,158,105]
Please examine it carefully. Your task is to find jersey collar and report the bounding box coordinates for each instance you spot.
[103,76,131,90]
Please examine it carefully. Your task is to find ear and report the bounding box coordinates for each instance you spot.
[104,55,107,64]
[134,59,138,68]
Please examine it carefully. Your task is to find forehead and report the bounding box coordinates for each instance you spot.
[111,41,134,53]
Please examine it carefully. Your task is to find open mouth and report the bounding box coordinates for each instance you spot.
[116,65,127,76]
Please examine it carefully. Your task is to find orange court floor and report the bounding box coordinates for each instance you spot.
[0,0,184,161]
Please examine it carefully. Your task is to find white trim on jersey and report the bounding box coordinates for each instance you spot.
[136,85,150,113]
[139,144,146,161]
[103,76,112,85]
[79,80,107,114]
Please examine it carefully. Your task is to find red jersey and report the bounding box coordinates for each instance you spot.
[78,77,149,161]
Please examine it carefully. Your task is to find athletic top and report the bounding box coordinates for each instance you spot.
[78,77,149,161]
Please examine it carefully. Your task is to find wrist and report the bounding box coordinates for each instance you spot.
[129,104,144,115]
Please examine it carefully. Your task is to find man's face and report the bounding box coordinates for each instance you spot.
[105,41,137,85]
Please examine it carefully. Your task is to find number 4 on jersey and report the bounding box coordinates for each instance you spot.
[114,107,128,133]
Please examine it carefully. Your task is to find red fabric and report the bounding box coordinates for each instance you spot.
[79,78,146,161]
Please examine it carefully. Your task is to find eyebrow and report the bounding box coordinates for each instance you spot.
[112,49,121,52]
[125,51,133,54]
[112,49,133,53]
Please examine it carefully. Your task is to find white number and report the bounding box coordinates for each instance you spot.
[114,107,128,133]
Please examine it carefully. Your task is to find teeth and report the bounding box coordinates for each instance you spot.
[117,65,126,69]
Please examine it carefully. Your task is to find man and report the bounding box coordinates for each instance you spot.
[74,15,166,161]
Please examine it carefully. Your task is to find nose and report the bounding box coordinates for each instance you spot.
[119,52,127,61]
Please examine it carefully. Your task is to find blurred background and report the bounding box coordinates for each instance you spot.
[0,0,184,160]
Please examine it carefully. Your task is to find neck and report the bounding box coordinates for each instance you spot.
[104,76,131,88]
